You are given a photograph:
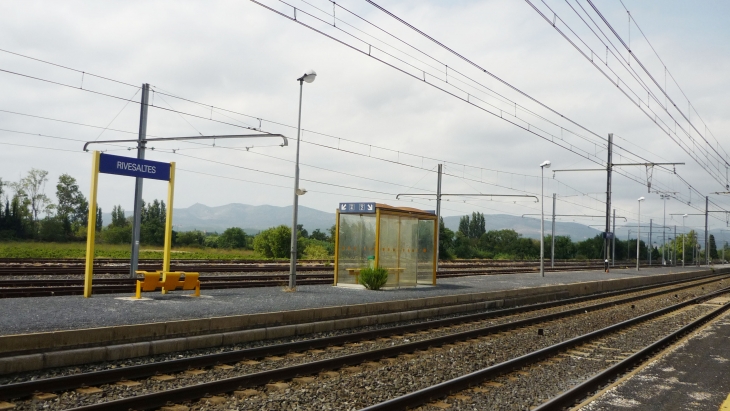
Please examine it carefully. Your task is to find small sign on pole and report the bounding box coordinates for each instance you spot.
[339,202,376,214]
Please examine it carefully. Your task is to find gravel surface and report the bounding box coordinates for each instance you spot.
[452,305,717,411]
[6,279,725,410]
[2,276,722,387]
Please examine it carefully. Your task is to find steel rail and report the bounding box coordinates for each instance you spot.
[12,276,724,408]
[359,287,730,411]
[0,279,333,298]
[533,301,730,410]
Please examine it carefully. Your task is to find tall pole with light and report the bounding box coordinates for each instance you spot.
[637,197,645,271]
[682,214,687,267]
[540,160,551,277]
[289,70,317,290]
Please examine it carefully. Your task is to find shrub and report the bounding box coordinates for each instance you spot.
[100,225,132,244]
[303,243,330,259]
[176,230,206,247]
[253,225,291,258]
[218,227,247,249]
[358,267,389,290]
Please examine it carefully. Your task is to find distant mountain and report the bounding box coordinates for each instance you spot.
[442,214,601,241]
[104,203,603,240]
[104,203,336,235]
[172,203,336,234]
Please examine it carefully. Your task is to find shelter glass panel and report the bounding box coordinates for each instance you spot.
[336,214,376,285]
[417,219,435,284]
[378,214,400,287]
[399,217,418,287]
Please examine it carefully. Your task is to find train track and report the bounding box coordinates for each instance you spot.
[0,258,675,298]
[0,263,620,298]
[0,274,725,410]
[0,274,334,298]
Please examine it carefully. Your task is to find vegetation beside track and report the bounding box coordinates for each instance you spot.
[0,242,262,260]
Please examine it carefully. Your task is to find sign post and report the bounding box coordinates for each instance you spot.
[84,151,101,298]
[84,152,174,297]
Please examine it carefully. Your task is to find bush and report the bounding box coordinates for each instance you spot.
[39,218,66,242]
[176,230,206,247]
[101,225,132,244]
[358,267,389,290]
[219,227,247,249]
[303,243,330,259]
[253,225,291,258]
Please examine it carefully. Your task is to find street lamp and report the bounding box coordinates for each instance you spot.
[682,214,687,267]
[637,197,645,271]
[289,69,317,290]
[540,160,551,277]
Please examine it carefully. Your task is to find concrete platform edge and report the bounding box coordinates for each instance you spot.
[0,268,726,375]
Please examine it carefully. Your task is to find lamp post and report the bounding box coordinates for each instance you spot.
[682,214,687,267]
[540,160,551,277]
[289,70,317,290]
[637,197,645,271]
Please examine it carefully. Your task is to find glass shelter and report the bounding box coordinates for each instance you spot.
[334,202,438,288]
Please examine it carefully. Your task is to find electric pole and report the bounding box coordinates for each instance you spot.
[130,83,149,277]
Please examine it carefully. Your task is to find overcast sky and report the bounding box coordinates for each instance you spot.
[1,0,729,238]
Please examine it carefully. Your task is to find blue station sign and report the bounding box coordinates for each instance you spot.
[99,153,171,181]
[339,202,376,214]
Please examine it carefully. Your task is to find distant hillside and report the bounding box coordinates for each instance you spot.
[168,203,336,234]
[104,203,602,240]
[442,214,601,241]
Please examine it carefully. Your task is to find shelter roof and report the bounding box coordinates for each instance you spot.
[375,203,436,218]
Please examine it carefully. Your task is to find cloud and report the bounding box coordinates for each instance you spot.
[0,0,728,236]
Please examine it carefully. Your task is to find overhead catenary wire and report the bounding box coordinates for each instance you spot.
[248,0,724,218]
[2,38,727,227]
[524,0,729,188]
[0,45,697,209]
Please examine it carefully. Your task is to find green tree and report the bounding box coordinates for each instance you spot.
[218,227,247,249]
[297,224,308,238]
[176,230,205,247]
[253,225,291,258]
[458,215,469,237]
[709,234,718,259]
[11,169,52,237]
[310,228,329,242]
[468,212,486,239]
[140,200,166,245]
[39,217,66,242]
[438,217,454,260]
[95,206,103,232]
[110,205,129,228]
[56,174,89,238]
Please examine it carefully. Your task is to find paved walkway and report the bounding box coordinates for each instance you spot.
[582,308,730,411]
[0,266,709,336]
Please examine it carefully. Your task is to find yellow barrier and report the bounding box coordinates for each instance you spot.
[134,271,200,299]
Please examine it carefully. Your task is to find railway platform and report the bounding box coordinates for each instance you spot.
[0,265,712,336]
[0,265,725,376]
[579,301,730,411]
